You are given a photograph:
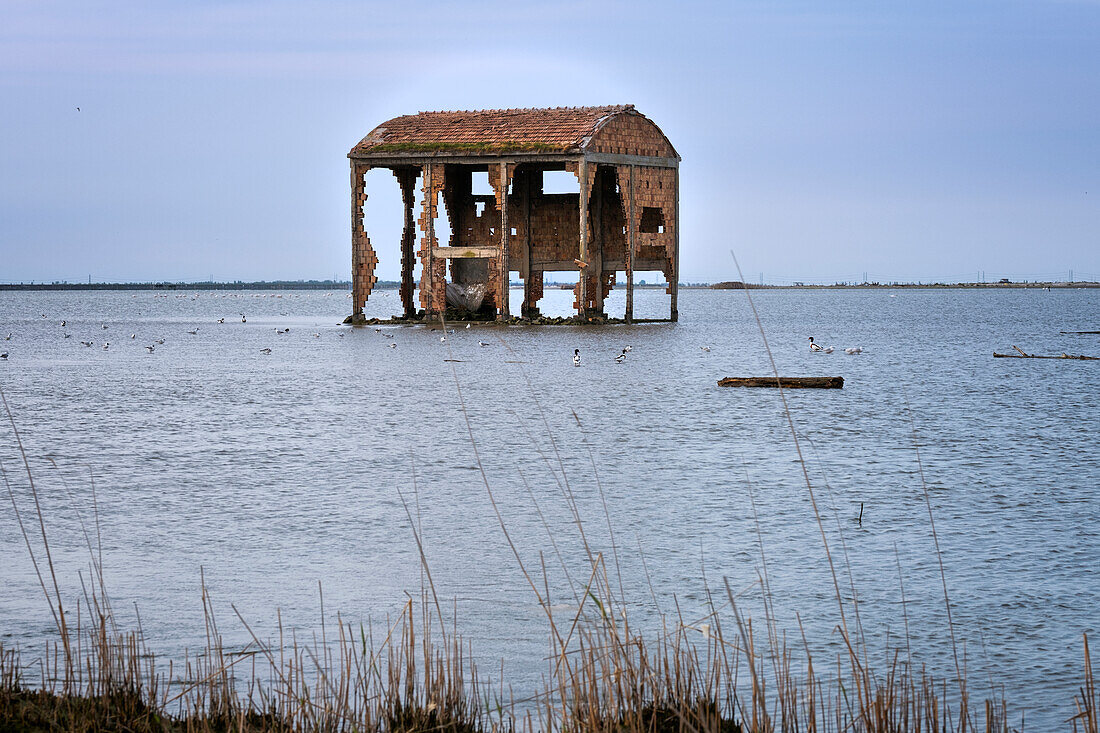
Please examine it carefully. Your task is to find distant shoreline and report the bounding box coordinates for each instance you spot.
[704,280,1099,290]
[0,279,1096,291]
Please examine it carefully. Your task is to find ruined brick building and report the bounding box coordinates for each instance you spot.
[348,105,680,322]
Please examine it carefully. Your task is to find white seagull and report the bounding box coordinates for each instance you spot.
[388,342,397,349]
[260,348,272,354]
[700,346,711,352]
[844,346,863,355]
[478,340,489,347]
[145,345,155,353]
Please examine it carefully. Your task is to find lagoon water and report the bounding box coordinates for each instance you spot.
[0,286,1097,728]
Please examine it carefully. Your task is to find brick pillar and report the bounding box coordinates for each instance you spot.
[498,162,511,319]
[395,168,417,318]
[671,166,679,322]
[521,169,540,318]
[624,165,635,323]
[417,163,446,315]
[351,163,377,316]
[575,159,588,317]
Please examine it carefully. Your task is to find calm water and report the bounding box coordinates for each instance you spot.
[1,287,1097,728]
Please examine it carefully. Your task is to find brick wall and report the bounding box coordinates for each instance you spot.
[631,166,677,285]
[588,113,676,158]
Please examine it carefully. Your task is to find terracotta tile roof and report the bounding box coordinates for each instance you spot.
[350,105,636,157]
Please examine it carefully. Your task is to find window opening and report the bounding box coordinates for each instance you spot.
[640,207,665,234]
[543,170,579,194]
[472,171,493,196]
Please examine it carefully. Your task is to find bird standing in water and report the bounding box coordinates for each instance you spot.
[615,348,627,363]
[573,349,581,367]
[808,336,823,352]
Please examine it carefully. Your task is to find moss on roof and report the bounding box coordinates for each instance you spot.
[359,141,571,155]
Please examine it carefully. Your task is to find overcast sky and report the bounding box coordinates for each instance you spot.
[2,0,1098,284]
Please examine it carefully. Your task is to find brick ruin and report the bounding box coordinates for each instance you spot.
[348,105,680,322]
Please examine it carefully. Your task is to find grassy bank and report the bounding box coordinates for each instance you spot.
[1,584,1096,732]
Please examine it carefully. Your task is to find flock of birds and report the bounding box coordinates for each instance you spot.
[570,345,632,367]
[0,311,867,364]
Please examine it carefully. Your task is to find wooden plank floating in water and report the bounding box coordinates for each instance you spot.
[718,376,844,389]
[994,348,1099,360]
[1060,330,1100,335]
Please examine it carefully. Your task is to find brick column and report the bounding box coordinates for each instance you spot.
[395,168,417,318]
[351,162,377,316]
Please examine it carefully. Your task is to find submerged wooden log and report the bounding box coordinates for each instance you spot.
[718,376,844,389]
[992,345,1099,360]
[994,351,1099,360]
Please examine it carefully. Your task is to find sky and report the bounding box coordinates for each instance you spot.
[1,0,1098,285]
